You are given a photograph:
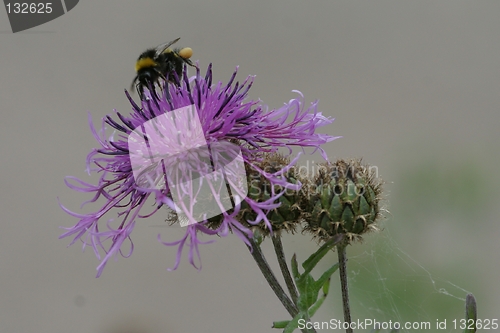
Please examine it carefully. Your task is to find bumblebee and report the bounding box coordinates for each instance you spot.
[131,37,196,97]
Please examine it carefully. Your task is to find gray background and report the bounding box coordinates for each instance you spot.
[1,1,499,332]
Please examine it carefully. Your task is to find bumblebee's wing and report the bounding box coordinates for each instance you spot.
[154,38,181,58]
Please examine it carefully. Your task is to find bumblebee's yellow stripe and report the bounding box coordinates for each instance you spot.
[135,57,157,72]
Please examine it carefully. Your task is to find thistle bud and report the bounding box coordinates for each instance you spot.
[206,156,383,243]
[302,159,382,243]
[240,154,303,235]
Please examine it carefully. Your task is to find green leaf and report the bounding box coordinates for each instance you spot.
[300,234,343,281]
[291,253,299,280]
[281,240,341,332]
[313,262,339,293]
[272,320,290,329]
[295,263,338,312]
[272,314,303,333]
[307,277,331,317]
[283,314,302,333]
[270,235,340,332]
[463,293,477,333]
[297,273,317,310]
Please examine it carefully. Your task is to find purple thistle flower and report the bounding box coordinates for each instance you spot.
[60,64,338,277]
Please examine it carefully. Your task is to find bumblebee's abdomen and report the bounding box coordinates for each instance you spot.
[135,57,158,72]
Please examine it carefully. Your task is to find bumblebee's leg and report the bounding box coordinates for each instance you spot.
[135,83,146,100]
[169,71,184,87]
[183,57,197,69]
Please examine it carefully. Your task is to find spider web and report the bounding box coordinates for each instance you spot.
[319,227,471,332]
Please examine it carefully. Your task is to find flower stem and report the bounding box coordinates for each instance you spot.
[247,237,297,315]
[246,236,317,333]
[337,244,352,333]
[272,234,299,305]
